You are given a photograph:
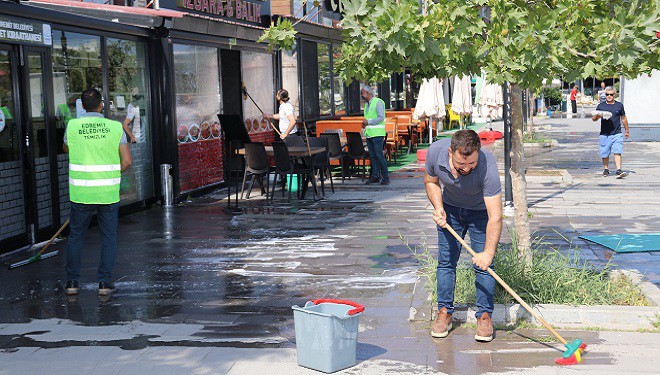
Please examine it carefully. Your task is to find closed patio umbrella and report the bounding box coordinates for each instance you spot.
[480,82,503,122]
[451,75,473,128]
[414,77,445,142]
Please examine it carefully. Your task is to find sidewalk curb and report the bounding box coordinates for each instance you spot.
[497,169,572,184]
[409,275,660,331]
[492,139,559,149]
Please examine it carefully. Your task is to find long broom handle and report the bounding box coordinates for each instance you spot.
[442,224,568,345]
[39,219,70,256]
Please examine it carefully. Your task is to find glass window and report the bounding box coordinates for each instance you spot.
[51,31,102,219]
[241,50,274,134]
[281,43,299,119]
[173,44,223,193]
[318,43,331,116]
[107,38,153,204]
[332,45,345,116]
[52,31,103,122]
[305,1,319,23]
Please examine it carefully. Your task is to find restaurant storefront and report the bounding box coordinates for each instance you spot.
[1,0,357,253]
[159,0,278,195]
[0,2,168,252]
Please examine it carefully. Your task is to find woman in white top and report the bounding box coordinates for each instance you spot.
[266,89,297,140]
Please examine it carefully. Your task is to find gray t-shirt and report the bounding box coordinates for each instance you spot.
[425,138,501,210]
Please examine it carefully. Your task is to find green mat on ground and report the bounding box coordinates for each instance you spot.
[435,123,487,139]
[387,146,427,172]
[579,233,660,253]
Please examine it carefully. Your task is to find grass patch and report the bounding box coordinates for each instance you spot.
[523,132,552,144]
[399,233,437,305]
[652,314,660,331]
[403,233,650,307]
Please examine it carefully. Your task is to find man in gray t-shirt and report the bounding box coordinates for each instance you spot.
[424,130,502,343]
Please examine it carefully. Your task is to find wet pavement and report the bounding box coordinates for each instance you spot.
[1,114,659,374]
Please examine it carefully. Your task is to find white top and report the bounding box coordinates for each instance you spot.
[126,103,142,142]
[278,102,296,134]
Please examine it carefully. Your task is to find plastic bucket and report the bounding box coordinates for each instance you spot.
[292,299,365,373]
[286,174,299,192]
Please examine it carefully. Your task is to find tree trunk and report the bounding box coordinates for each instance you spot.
[509,84,532,267]
[528,89,534,136]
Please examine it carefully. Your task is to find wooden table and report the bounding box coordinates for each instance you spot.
[237,145,326,200]
[236,145,325,157]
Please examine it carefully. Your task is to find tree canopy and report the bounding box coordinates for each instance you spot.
[333,0,659,87]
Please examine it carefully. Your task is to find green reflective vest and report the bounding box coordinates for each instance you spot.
[363,97,386,138]
[66,116,123,204]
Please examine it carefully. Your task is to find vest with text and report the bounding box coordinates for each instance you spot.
[363,97,386,138]
[66,116,123,204]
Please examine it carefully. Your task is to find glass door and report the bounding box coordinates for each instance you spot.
[0,44,58,252]
[23,46,59,243]
[0,44,30,250]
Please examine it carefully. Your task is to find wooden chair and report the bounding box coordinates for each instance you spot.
[384,119,398,162]
[396,115,415,153]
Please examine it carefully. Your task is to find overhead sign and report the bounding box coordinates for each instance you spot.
[325,0,343,13]
[0,16,51,46]
[171,0,270,26]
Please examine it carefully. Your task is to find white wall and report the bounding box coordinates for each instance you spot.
[621,70,660,125]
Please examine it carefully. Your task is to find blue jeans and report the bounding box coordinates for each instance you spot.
[365,136,389,180]
[436,203,495,318]
[66,202,119,283]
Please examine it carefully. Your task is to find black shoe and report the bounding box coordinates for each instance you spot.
[380,178,390,185]
[365,178,380,185]
[98,282,116,296]
[602,169,609,177]
[616,169,627,179]
[65,280,79,296]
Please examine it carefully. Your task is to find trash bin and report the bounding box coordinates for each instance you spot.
[160,164,173,207]
[561,100,567,112]
[292,299,365,373]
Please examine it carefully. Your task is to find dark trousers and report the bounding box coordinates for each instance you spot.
[365,136,389,180]
[571,100,577,113]
[436,204,495,318]
[65,202,119,283]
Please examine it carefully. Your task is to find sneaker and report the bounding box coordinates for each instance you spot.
[365,178,380,185]
[98,282,116,296]
[65,280,79,296]
[615,169,627,179]
[380,178,390,185]
[475,312,494,342]
[602,169,609,177]
[430,307,453,338]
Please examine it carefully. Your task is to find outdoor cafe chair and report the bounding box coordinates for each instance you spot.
[241,142,271,200]
[271,141,315,201]
[320,132,348,182]
[308,136,334,194]
[346,132,369,181]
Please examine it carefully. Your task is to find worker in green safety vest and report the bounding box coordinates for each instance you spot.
[361,85,390,185]
[63,88,132,297]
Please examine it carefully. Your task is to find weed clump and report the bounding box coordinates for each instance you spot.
[404,234,650,307]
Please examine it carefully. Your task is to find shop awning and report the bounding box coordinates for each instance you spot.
[26,0,185,28]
